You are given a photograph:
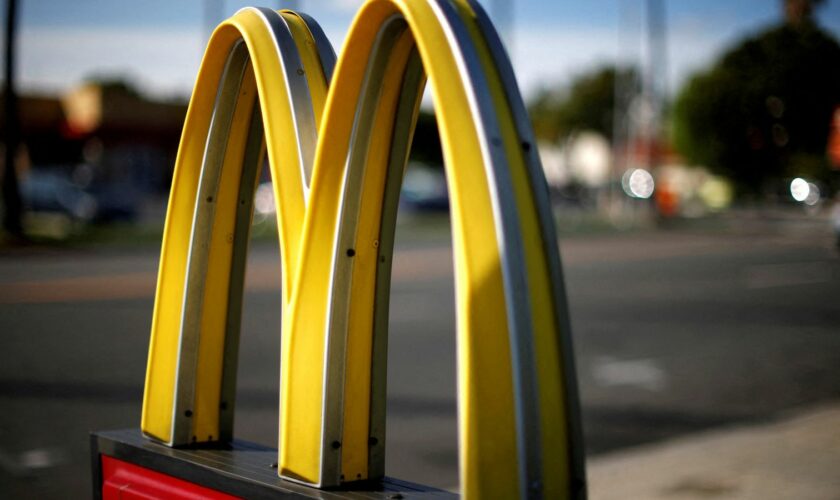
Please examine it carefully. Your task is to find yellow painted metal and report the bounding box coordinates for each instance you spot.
[142,8,328,445]
[142,1,578,497]
[451,1,571,496]
[192,63,259,443]
[339,28,420,482]
[141,22,229,444]
[280,0,519,494]
[281,11,330,132]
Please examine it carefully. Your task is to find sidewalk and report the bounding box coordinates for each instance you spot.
[587,403,840,500]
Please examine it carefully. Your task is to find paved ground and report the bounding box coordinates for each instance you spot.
[1,211,839,497]
[587,403,840,500]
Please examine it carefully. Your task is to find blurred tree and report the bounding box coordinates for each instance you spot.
[673,0,840,196]
[528,66,639,143]
[84,77,143,99]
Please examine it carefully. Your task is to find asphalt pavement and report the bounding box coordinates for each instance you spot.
[1,211,838,498]
[588,402,840,499]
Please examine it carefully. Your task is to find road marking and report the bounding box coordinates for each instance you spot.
[0,447,67,475]
[592,356,667,392]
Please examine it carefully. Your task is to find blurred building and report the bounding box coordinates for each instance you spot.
[0,92,77,168]
[828,107,840,171]
[2,81,186,195]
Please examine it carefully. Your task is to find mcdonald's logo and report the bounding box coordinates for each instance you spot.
[140,1,585,498]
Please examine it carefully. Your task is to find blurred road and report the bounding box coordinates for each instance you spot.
[1,213,839,497]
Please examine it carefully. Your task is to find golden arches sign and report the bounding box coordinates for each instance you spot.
[140,1,584,498]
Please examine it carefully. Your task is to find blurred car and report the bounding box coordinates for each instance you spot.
[86,181,140,222]
[251,163,451,221]
[400,163,449,212]
[21,169,98,223]
[21,166,142,224]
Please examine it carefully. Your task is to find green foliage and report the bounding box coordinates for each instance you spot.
[82,75,143,98]
[673,22,840,195]
[528,66,638,142]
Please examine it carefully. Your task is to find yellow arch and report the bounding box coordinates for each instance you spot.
[141,7,333,446]
[141,1,584,498]
[283,0,582,496]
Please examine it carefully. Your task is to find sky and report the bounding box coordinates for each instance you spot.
[6,0,840,101]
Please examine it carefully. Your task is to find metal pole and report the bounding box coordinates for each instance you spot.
[2,0,24,238]
[611,0,629,213]
[646,0,666,170]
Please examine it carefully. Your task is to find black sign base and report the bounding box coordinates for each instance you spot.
[91,429,455,499]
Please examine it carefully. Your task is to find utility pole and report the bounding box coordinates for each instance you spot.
[2,0,23,238]
[611,0,640,215]
[645,0,667,171]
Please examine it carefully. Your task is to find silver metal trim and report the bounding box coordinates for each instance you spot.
[172,39,250,446]
[428,0,544,496]
[293,10,338,82]
[253,7,319,195]
[367,47,426,480]
[319,15,409,486]
[467,2,586,497]
[218,97,266,443]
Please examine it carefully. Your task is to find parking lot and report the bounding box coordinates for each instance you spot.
[1,212,839,497]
